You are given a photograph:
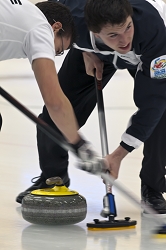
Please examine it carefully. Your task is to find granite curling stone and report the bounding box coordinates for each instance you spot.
[21,177,87,225]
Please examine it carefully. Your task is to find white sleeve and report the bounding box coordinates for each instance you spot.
[23,23,55,64]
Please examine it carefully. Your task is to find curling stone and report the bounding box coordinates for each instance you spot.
[21,177,87,225]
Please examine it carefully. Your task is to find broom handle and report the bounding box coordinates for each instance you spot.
[94,73,112,193]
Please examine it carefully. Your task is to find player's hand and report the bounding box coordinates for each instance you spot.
[105,154,121,180]
[105,146,129,179]
[72,137,107,174]
[82,52,104,80]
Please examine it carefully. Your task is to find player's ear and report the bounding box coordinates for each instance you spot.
[52,21,62,32]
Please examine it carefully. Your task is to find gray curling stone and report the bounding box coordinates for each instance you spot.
[21,177,87,225]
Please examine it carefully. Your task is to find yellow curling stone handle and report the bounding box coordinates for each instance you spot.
[31,177,78,196]
[31,185,78,196]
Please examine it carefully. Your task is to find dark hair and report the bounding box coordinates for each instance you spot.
[35,1,76,47]
[84,0,133,33]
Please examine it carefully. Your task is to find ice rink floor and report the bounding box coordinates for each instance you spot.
[1,53,166,250]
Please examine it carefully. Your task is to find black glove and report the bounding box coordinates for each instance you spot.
[72,138,106,175]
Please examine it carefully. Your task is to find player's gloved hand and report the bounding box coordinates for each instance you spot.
[71,137,106,175]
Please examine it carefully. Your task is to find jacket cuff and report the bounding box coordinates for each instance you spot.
[120,141,135,152]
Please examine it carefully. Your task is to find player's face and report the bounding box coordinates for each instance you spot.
[54,33,70,56]
[94,16,134,54]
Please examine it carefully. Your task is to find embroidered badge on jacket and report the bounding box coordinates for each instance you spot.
[150,55,166,79]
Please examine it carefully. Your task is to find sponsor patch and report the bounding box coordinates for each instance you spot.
[150,55,166,79]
